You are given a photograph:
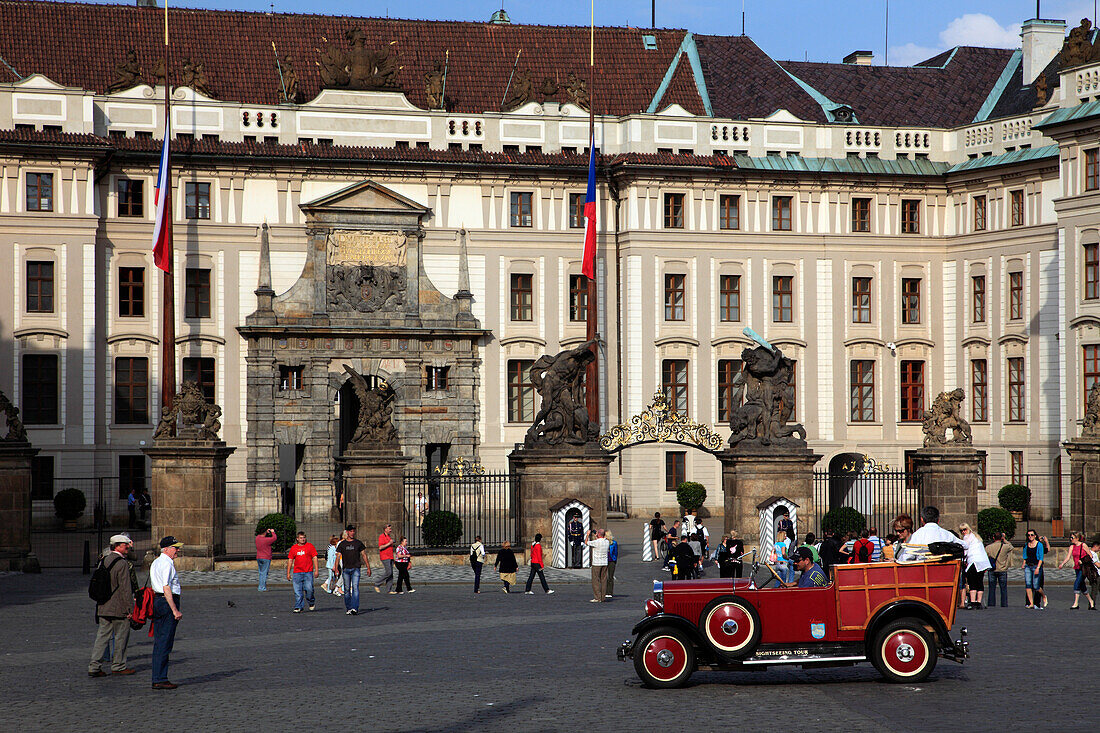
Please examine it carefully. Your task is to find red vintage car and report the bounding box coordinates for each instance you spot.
[618,560,969,687]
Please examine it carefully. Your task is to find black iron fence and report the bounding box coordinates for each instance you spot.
[403,469,517,548]
[812,469,922,539]
[608,491,629,515]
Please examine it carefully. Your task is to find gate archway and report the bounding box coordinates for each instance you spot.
[599,391,726,456]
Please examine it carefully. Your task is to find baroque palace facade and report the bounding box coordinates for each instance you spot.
[2,1,1100,523]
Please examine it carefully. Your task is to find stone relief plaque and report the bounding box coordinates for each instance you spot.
[327,231,408,267]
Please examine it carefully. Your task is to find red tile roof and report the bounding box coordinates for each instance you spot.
[0,0,696,115]
[780,47,1017,128]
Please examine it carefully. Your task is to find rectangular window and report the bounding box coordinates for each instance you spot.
[1086,148,1099,192]
[568,192,585,229]
[181,356,215,404]
[1008,271,1023,320]
[719,194,740,230]
[901,199,920,234]
[1085,345,1100,415]
[664,274,685,321]
[1007,357,1025,423]
[664,193,685,228]
[850,359,875,422]
[510,191,533,227]
[717,358,742,422]
[114,357,149,424]
[426,365,450,391]
[184,267,211,319]
[184,182,210,220]
[26,172,53,212]
[1086,244,1099,300]
[117,179,144,217]
[1010,189,1024,227]
[510,273,533,321]
[118,455,146,501]
[978,455,987,491]
[118,267,145,317]
[900,360,925,422]
[851,197,871,233]
[31,455,54,501]
[972,275,986,322]
[772,196,792,231]
[279,365,303,391]
[852,277,872,323]
[973,195,987,231]
[665,451,686,492]
[507,359,535,423]
[972,359,988,422]
[21,354,58,424]
[901,277,921,324]
[662,359,689,415]
[26,261,54,313]
[1010,451,1024,483]
[568,274,588,322]
[773,275,793,322]
[719,274,741,322]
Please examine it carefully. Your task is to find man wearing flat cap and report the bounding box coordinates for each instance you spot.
[150,536,184,689]
[88,534,137,677]
[783,546,828,588]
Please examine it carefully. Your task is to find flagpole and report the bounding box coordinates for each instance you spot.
[585,0,599,430]
[161,0,176,427]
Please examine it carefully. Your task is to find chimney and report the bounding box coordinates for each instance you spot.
[843,51,874,66]
[1021,18,1065,85]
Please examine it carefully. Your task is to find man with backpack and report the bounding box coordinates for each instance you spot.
[848,530,875,565]
[88,535,137,677]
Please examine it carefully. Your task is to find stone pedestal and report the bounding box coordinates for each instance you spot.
[718,449,821,543]
[143,439,236,571]
[336,449,412,543]
[510,443,613,558]
[909,447,986,533]
[0,442,39,571]
[1062,440,1100,536]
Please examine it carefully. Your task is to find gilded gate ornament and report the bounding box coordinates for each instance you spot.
[600,391,724,454]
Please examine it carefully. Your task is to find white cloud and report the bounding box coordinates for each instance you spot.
[889,13,1022,66]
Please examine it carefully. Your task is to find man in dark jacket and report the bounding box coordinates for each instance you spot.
[88,535,137,677]
[567,515,584,568]
[819,530,841,573]
[671,536,698,580]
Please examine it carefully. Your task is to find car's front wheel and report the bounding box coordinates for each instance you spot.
[870,618,937,683]
[633,627,696,688]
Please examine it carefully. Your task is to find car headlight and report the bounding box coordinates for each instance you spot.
[652,580,663,603]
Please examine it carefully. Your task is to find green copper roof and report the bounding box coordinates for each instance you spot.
[1034,99,1100,130]
[946,145,1058,173]
[731,154,948,175]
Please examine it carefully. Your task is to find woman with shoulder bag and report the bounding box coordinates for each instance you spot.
[1057,532,1094,609]
[469,535,486,594]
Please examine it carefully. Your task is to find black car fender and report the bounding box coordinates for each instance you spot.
[631,613,710,651]
[864,600,953,651]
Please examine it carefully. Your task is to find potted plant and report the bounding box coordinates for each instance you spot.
[821,506,867,536]
[976,506,1016,541]
[997,483,1030,521]
[53,487,86,530]
[676,481,707,516]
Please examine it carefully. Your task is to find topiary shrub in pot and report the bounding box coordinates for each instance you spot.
[821,506,866,536]
[976,506,1016,541]
[676,481,707,515]
[422,510,463,547]
[255,513,297,554]
[53,487,86,529]
[997,483,1030,520]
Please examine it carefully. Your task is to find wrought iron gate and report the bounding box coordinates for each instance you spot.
[813,458,922,538]
[403,460,517,548]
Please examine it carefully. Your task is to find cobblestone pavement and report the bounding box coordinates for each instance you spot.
[2,534,1097,733]
[179,564,590,588]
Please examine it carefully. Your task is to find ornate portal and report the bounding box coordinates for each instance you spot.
[600,391,724,454]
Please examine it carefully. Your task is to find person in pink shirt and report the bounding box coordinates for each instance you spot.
[255,528,277,592]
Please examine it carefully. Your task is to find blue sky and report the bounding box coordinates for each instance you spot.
[104,0,1097,65]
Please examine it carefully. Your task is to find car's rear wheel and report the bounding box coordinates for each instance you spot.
[870,618,937,683]
[699,596,761,660]
[633,627,696,688]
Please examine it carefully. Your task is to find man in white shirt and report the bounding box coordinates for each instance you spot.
[150,536,184,690]
[909,506,965,547]
[585,529,611,603]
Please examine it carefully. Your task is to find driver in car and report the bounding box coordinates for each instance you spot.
[783,547,828,588]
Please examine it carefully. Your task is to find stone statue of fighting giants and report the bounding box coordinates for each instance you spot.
[727,329,807,450]
[922,388,973,447]
[343,365,399,448]
[525,340,599,447]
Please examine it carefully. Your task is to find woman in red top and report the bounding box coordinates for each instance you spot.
[524,533,555,594]
[1057,532,1095,609]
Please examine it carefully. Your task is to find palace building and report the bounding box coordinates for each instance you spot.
[2,1,1100,525]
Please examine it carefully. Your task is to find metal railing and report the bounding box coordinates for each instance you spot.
[812,469,922,539]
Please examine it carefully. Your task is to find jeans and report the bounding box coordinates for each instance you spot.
[257,559,271,591]
[89,617,130,672]
[472,561,483,592]
[1074,569,1087,593]
[1024,564,1041,590]
[525,563,549,592]
[776,561,794,584]
[151,595,180,684]
[342,568,360,611]
[292,572,315,609]
[375,559,394,592]
[987,571,1009,606]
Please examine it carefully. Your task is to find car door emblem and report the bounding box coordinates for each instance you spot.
[810,623,825,639]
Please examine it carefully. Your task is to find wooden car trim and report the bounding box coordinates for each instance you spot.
[833,561,959,631]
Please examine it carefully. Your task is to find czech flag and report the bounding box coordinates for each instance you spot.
[151,119,171,273]
[581,141,597,279]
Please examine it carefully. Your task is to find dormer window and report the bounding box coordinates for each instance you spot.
[832,106,854,123]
